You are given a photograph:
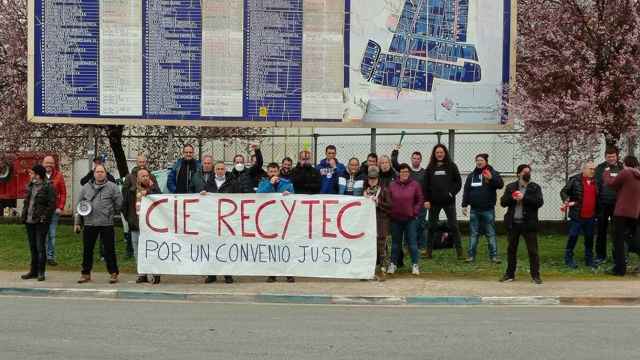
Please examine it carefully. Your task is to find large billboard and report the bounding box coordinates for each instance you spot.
[28,0,516,129]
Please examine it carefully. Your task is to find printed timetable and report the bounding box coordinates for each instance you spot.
[32,0,348,123]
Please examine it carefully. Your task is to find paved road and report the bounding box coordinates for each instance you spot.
[1,297,639,360]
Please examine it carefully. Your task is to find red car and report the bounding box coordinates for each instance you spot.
[0,152,59,212]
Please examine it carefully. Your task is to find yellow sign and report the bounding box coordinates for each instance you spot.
[259,106,269,117]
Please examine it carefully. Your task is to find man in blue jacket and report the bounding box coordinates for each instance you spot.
[257,163,294,194]
[257,162,294,283]
[167,144,200,194]
[316,145,345,194]
[461,154,504,263]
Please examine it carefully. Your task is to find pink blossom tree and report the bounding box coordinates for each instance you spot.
[511,0,640,179]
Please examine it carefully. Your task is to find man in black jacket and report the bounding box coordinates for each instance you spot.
[424,144,463,259]
[461,154,504,263]
[80,157,116,185]
[231,145,264,193]
[202,161,238,284]
[560,161,598,268]
[499,164,544,284]
[291,150,321,195]
[594,146,623,266]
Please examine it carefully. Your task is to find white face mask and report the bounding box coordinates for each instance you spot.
[234,163,245,172]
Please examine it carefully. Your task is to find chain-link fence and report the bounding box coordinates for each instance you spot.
[4,129,569,220]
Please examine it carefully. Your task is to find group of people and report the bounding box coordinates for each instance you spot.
[560,147,640,276]
[19,142,640,285]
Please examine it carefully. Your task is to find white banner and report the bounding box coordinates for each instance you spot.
[138,193,377,279]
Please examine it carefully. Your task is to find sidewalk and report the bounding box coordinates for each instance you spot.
[1,271,639,306]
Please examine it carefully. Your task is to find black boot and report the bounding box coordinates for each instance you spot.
[224,276,234,284]
[205,275,217,283]
[21,272,37,280]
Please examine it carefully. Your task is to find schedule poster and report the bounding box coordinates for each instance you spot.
[29,0,516,129]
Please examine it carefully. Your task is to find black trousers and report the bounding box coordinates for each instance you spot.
[427,204,462,250]
[595,203,615,260]
[82,226,118,275]
[505,222,540,279]
[612,217,639,275]
[25,223,49,275]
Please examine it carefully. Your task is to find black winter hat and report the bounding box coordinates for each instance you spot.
[31,164,47,180]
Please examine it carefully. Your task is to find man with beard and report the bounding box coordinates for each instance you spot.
[280,157,293,180]
[291,150,321,195]
[167,144,200,194]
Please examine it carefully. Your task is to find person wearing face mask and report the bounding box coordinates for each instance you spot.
[338,158,366,196]
[121,167,161,284]
[291,150,321,195]
[231,144,264,193]
[280,157,294,180]
[500,164,544,284]
[167,144,200,194]
[461,153,504,263]
[257,163,295,283]
[21,165,56,282]
[202,161,239,284]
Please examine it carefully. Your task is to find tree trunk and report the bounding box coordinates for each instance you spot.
[104,125,129,178]
[627,133,637,157]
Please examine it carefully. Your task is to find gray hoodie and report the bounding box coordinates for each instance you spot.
[75,180,123,227]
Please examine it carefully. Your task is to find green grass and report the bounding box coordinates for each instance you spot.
[0,224,635,279]
[0,224,136,273]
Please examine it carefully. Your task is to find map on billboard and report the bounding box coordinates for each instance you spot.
[28,0,514,128]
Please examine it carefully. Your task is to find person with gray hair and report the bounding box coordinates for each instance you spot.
[75,164,123,284]
[560,160,598,269]
[191,154,214,193]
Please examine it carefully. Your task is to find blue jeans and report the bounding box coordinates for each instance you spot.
[46,212,60,260]
[566,218,595,258]
[416,208,428,249]
[468,209,497,258]
[391,219,419,265]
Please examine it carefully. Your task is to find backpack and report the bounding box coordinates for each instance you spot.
[430,222,454,250]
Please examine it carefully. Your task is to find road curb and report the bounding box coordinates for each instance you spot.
[1,287,639,306]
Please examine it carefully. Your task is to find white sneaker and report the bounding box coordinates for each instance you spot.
[387,263,397,274]
[412,264,420,275]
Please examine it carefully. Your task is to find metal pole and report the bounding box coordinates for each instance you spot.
[448,129,455,161]
[313,132,319,164]
[370,128,377,154]
[436,131,443,144]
